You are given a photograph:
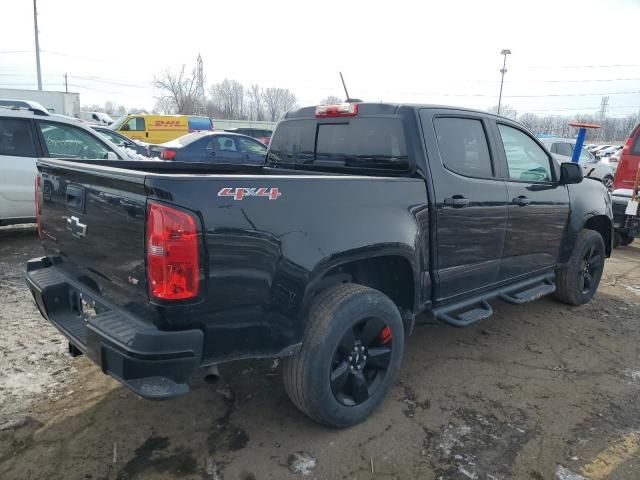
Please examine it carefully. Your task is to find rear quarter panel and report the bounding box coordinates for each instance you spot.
[145,174,429,364]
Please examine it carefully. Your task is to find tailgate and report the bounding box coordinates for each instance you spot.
[37,160,148,305]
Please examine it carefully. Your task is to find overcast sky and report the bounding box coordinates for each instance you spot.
[2,0,639,118]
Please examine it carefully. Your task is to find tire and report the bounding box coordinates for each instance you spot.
[554,230,605,306]
[602,175,614,192]
[282,283,405,428]
[619,234,634,246]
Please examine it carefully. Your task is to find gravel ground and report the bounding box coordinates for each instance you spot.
[1,225,639,480]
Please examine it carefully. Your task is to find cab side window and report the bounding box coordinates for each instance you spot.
[551,142,573,157]
[38,122,112,160]
[214,136,238,152]
[238,137,267,155]
[121,117,145,131]
[0,118,36,157]
[498,124,553,182]
[434,117,493,178]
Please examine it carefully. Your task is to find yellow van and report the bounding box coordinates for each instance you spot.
[110,114,214,144]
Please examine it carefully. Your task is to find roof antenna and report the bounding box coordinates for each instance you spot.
[339,72,362,103]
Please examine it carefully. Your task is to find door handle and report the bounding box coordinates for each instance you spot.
[512,195,531,206]
[444,196,470,208]
[145,132,149,138]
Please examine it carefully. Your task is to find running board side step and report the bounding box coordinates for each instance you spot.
[432,273,555,328]
[436,300,493,328]
[499,278,556,305]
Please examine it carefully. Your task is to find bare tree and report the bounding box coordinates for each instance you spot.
[488,104,517,120]
[320,95,342,105]
[210,79,246,119]
[153,65,199,115]
[262,87,298,121]
[246,84,264,121]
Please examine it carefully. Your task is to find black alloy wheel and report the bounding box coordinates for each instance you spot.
[330,317,393,406]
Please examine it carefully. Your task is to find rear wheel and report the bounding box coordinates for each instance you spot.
[619,233,634,246]
[554,230,605,305]
[282,284,404,428]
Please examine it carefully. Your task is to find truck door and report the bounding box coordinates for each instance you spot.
[420,110,509,300]
[492,122,570,280]
[0,117,39,220]
[118,116,146,141]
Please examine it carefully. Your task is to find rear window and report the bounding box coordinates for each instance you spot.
[268,117,408,172]
[188,117,213,131]
[0,118,36,157]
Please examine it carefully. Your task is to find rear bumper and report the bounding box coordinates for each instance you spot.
[25,257,204,399]
[611,191,639,238]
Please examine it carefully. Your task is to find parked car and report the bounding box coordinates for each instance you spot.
[606,148,622,172]
[91,125,150,157]
[0,99,50,116]
[27,102,612,427]
[589,144,613,155]
[80,111,114,126]
[597,145,623,158]
[540,137,615,190]
[223,127,272,145]
[110,114,214,144]
[611,122,640,246]
[149,131,267,164]
[0,106,125,226]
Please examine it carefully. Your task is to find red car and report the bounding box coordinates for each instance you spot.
[611,123,640,246]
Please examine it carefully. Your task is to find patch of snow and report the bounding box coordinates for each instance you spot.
[457,465,478,479]
[287,451,317,476]
[555,465,587,480]
[624,285,640,296]
[623,369,640,385]
[439,424,472,455]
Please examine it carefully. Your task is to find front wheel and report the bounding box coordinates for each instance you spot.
[554,230,605,306]
[282,284,405,428]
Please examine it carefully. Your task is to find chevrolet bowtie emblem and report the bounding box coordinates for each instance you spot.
[66,216,87,238]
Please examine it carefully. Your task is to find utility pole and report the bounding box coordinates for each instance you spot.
[598,96,609,141]
[64,73,68,93]
[497,49,511,116]
[33,0,42,91]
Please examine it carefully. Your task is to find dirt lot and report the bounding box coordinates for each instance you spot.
[1,225,639,480]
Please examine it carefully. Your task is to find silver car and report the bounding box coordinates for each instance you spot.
[539,138,615,191]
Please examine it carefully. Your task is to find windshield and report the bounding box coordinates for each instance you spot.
[109,115,129,131]
[267,117,408,172]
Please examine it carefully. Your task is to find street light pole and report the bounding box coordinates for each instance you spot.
[33,0,42,91]
[497,49,511,116]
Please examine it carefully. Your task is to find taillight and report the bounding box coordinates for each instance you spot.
[160,149,177,160]
[315,103,358,118]
[146,203,199,300]
[34,175,42,239]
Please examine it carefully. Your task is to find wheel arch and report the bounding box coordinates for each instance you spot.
[583,214,613,257]
[303,246,419,317]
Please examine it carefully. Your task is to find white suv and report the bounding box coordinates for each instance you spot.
[0,106,125,226]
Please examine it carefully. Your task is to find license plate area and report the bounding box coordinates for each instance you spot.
[69,290,99,321]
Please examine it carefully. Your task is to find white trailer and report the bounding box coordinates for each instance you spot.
[0,88,80,117]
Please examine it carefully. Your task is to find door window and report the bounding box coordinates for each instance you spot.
[238,137,267,155]
[433,117,493,177]
[121,117,145,131]
[498,124,553,182]
[213,136,238,152]
[552,142,573,157]
[38,122,113,159]
[0,118,36,157]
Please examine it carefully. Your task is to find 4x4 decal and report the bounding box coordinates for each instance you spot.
[217,187,281,201]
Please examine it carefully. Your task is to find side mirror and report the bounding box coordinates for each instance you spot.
[560,162,583,184]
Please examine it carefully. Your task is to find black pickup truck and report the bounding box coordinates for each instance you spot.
[26,103,613,427]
